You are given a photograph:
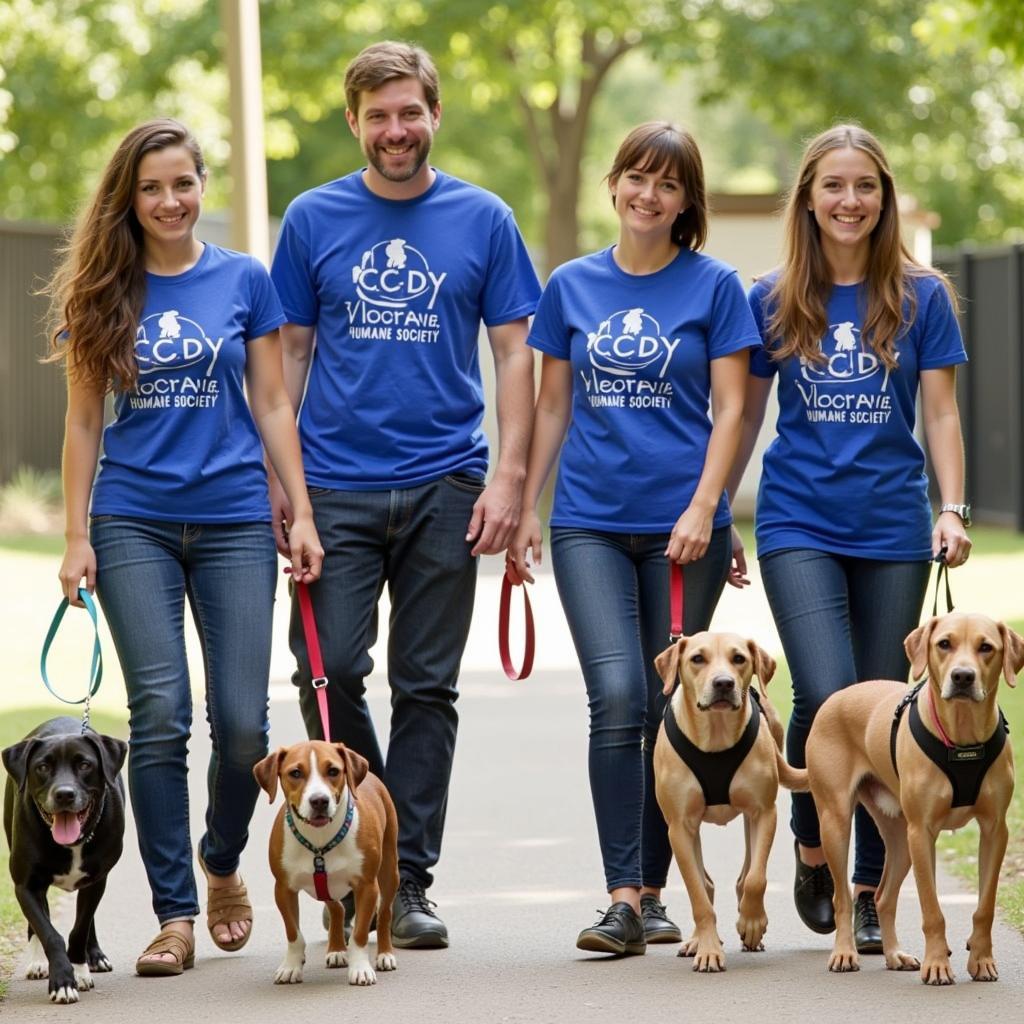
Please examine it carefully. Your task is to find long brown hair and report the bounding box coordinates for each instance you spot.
[607,122,708,251]
[767,124,956,369]
[45,119,206,392]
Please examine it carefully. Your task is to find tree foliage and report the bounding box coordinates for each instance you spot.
[1,0,1021,267]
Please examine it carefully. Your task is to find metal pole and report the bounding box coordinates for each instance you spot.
[220,0,269,265]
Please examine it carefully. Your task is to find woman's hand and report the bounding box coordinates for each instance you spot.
[286,514,324,583]
[933,511,971,568]
[727,524,751,589]
[666,503,713,565]
[59,537,96,607]
[506,509,542,585]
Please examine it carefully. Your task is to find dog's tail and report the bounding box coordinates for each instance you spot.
[776,750,809,792]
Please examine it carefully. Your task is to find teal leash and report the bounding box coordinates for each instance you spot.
[40,588,103,733]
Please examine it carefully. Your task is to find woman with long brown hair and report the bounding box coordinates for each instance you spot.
[48,118,322,977]
[727,124,969,953]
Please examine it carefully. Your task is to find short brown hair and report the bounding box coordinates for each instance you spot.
[607,122,708,251]
[344,41,440,115]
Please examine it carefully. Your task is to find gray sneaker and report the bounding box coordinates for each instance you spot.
[391,879,449,949]
[640,894,682,944]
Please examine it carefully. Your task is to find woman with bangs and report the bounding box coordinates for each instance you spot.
[507,122,760,954]
[726,124,969,953]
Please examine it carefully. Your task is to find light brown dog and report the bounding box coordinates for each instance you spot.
[253,740,399,986]
[653,632,808,972]
[805,612,1023,984]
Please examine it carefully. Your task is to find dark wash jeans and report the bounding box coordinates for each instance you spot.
[291,475,481,888]
[759,548,931,887]
[90,516,277,923]
[551,525,731,891]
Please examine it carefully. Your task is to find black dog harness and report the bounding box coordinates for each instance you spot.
[662,689,762,806]
[890,681,1009,808]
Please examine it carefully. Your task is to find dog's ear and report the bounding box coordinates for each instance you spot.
[998,623,1024,687]
[747,640,776,688]
[904,617,936,681]
[2,738,42,793]
[336,744,369,794]
[82,733,128,790]
[654,638,687,696]
[253,748,287,802]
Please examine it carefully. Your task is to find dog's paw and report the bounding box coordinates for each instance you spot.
[71,963,93,991]
[25,960,49,980]
[827,949,860,973]
[741,939,765,952]
[677,935,698,958]
[920,955,955,986]
[692,946,726,973]
[737,913,767,952]
[88,949,113,972]
[325,950,348,969]
[376,951,397,971]
[273,962,304,985]
[348,963,377,986]
[48,972,80,1004]
[967,951,998,982]
[884,949,920,972]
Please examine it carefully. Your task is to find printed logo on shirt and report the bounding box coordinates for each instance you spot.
[129,310,222,410]
[346,238,447,344]
[580,308,678,410]
[795,322,895,425]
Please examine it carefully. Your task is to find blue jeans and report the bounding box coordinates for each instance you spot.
[290,476,481,888]
[551,525,732,891]
[759,548,931,887]
[90,516,277,923]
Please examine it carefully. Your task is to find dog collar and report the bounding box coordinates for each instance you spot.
[661,688,762,806]
[285,792,355,902]
[35,789,106,848]
[890,681,1009,808]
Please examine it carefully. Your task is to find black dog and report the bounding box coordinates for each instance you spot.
[3,716,127,1004]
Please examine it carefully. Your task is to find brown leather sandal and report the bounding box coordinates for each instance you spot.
[136,929,196,977]
[198,852,253,952]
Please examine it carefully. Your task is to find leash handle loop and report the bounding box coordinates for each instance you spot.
[40,588,103,705]
[931,547,954,617]
[669,561,685,642]
[499,570,535,681]
[289,571,332,742]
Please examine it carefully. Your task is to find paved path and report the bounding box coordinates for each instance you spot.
[4,550,1024,1020]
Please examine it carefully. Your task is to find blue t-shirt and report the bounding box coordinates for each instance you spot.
[749,274,967,560]
[270,169,541,489]
[92,244,285,523]
[529,247,761,532]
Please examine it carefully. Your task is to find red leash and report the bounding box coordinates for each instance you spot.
[288,569,332,742]
[499,569,535,680]
[669,561,685,642]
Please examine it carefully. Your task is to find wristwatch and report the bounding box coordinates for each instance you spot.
[940,503,972,527]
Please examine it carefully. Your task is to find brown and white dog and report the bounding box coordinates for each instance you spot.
[804,612,1023,984]
[253,740,399,986]
[653,632,808,972]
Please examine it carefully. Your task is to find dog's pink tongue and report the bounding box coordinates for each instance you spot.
[52,812,82,845]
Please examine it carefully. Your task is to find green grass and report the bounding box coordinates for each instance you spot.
[936,618,1024,933]
[0,708,127,1000]
[0,534,64,557]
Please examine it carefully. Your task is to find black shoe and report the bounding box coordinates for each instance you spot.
[640,895,682,944]
[391,879,449,949]
[793,841,835,934]
[854,891,883,954]
[576,902,647,956]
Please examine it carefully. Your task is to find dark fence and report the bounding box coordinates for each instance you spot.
[0,221,66,484]
[935,244,1024,529]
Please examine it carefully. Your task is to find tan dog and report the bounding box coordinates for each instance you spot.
[253,740,399,986]
[804,612,1023,984]
[653,632,808,972]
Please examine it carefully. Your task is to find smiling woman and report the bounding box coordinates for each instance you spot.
[42,118,323,980]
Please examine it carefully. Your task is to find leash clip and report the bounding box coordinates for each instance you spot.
[311,676,328,690]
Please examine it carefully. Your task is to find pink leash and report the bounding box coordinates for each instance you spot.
[287,569,332,743]
[669,561,685,642]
